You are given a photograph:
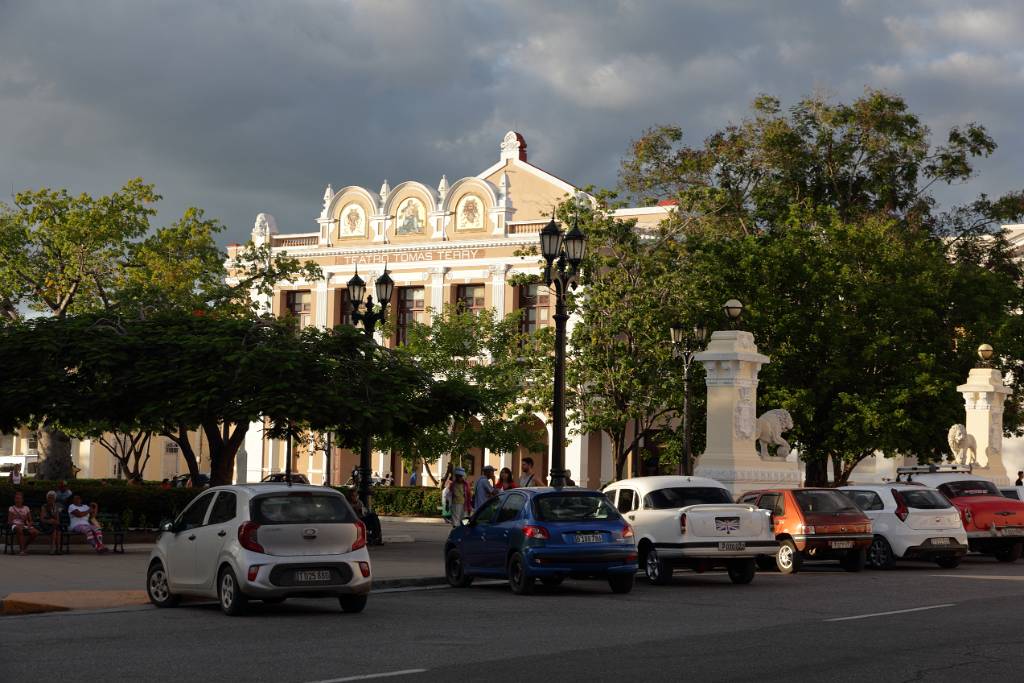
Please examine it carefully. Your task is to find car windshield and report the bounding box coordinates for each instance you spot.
[252,493,355,524]
[533,494,620,522]
[901,489,952,509]
[643,487,733,509]
[938,480,1001,498]
[793,490,860,514]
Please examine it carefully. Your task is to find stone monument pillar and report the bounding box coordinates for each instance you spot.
[694,330,801,495]
[957,366,1013,485]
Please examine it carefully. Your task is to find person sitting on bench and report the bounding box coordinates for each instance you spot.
[68,494,107,553]
[7,491,39,555]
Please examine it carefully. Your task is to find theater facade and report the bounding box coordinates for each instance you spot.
[228,132,671,488]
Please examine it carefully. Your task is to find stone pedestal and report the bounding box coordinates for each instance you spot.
[694,330,801,495]
[957,367,1013,485]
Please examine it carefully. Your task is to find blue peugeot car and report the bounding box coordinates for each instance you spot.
[444,487,638,594]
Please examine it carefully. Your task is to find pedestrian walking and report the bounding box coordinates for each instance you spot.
[495,467,517,491]
[475,465,496,506]
[563,469,577,487]
[1016,471,1023,487]
[7,491,38,555]
[39,491,64,554]
[10,465,23,486]
[444,467,472,527]
[518,457,546,487]
[409,469,418,487]
[55,480,73,505]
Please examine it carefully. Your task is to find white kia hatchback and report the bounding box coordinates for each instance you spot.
[146,484,371,615]
[838,484,968,569]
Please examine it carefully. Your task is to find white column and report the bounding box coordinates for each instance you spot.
[240,422,264,484]
[564,429,587,486]
[958,367,1013,484]
[314,279,329,329]
[489,264,509,318]
[429,267,448,312]
[694,330,800,495]
[600,432,613,483]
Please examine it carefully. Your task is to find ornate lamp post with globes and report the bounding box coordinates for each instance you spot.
[538,210,587,489]
[670,323,708,476]
[347,265,395,508]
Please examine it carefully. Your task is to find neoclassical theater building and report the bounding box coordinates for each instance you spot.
[228,132,670,487]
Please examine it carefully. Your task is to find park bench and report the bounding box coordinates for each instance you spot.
[2,497,125,554]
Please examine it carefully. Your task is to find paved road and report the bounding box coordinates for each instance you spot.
[2,556,1022,682]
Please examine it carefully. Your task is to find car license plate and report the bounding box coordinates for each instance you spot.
[829,540,854,549]
[294,569,331,583]
[575,533,603,544]
[931,537,950,545]
[718,541,746,551]
[1002,527,1024,536]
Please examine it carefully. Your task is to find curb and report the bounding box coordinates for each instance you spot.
[372,576,447,590]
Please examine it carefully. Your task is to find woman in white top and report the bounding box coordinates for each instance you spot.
[67,494,107,553]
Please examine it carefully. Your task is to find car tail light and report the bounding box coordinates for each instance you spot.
[679,513,687,535]
[892,489,909,522]
[523,525,550,540]
[351,520,367,551]
[620,524,634,539]
[238,522,264,553]
[358,561,370,577]
[247,565,261,581]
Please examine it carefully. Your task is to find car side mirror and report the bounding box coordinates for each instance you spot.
[159,521,175,533]
[461,518,471,527]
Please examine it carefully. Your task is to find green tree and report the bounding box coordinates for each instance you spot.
[616,89,1024,484]
[377,305,552,483]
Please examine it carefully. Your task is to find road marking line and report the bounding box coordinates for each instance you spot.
[825,603,955,622]
[928,574,1024,581]
[307,669,427,682]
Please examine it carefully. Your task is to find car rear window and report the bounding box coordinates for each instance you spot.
[793,490,860,514]
[901,489,951,509]
[533,494,620,522]
[643,487,733,509]
[938,480,1001,498]
[252,493,355,524]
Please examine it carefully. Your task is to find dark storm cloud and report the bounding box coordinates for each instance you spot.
[1,0,1022,242]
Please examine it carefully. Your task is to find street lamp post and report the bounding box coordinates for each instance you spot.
[539,211,587,489]
[670,323,708,476]
[978,343,994,367]
[347,266,395,509]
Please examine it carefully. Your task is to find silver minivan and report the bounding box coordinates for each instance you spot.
[146,484,372,615]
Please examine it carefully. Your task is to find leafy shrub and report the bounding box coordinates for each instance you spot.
[336,486,442,517]
[0,481,202,528]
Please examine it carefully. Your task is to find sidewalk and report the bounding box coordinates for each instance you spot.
[1,518,450,614]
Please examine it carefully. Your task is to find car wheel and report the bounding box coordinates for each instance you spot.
[146,561,179,608]
[218,566,248,616]
[540,577,564,587]
[867,536,896,570]
[994,543,1022,563]
[727,558,756,585]
[935,555,961,569]
[508,552,534,595]
[445,548,474,588]
[756,556,777,572]
[776,540,801,575]
[339,594,368,613]
[643,546,672,585]
[608,573,634,594]
[840,548,866,572]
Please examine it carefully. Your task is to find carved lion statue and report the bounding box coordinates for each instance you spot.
[756,409,794,458]
[947,424,977,466]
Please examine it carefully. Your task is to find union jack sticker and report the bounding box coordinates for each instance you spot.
[715,517,741,533]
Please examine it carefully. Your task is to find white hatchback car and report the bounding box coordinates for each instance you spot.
[838,484,968,569]
[146,484,372,615]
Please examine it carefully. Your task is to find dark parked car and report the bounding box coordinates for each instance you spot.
[444,488,638,595]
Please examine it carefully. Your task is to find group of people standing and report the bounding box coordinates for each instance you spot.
[6,482,108,555]
[442,457,575,526]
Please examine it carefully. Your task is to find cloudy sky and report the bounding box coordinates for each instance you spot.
[1,0,1022,243]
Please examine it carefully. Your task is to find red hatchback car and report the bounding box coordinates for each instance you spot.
[738,488,873,574]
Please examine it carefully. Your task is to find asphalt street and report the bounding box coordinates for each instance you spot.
[3,555,1023,682]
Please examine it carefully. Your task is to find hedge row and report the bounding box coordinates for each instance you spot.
[2,482,444,528]
[0,482,202,530]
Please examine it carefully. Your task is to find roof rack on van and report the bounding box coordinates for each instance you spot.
[894,464,971,482]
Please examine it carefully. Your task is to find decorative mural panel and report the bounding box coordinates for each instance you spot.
[395,197,426,235]
[455,194,485,231]
[338,202,367,238]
